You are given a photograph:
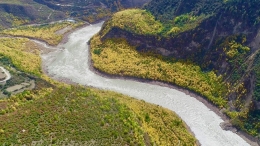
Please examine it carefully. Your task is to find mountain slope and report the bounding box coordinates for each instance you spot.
[0,23,196,145]
[0,0,66,29]
[34,0,151,22]
[0,0,151,29]
[145,0,223,22]
[90,0,260,140]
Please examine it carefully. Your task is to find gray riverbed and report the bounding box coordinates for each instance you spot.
[41,22,250,146]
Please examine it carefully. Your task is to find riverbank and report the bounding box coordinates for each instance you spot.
[88,22,257,145]
[39,44,200,146]
[39,21,256,145]
[88,45,259,146]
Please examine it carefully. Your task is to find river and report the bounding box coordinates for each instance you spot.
[41,22,251,146]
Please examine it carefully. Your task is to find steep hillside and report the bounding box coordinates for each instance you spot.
[34,0,151,22]
[0,0,65,29]
[0,0,151,29]
[0,23,196,145]
[0,85,196,145]
[145,0,223,22]
[90,0,260,139]
[0,21,84,45]
[34,0,150,9]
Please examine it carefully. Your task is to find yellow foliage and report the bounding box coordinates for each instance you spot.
[93,88,197,145]
[1,21,84,46]
[101,9,163,36]
[0,38,42,76]
[91,35,228,107]
[225,40,250,58]
[167,27,181,35]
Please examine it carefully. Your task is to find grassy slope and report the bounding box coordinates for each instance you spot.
[0,20,196,145]
[101,9,163,36]
[34,0,150,23]
[92,23,228,107]
[0,0,66,29]
[0,86,196,145]
[101,8,210,37]
[91,6,260,137]
[0,38,42,76]
[0,0,24,4]
[0,12,28,29]
[0,21,84,46]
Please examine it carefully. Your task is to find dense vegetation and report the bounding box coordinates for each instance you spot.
[100,8,207,37]
[91,36,227,107]
[101,9,163,36]
[0,0,150,29]
[35,0,150,23]
[0,21,84,46]
[223,0,260,26]
[90,0,260,139]
[143,0,223,36]
[0,12,27,29]
[145,0,223,22]
[0,86,196,145]
[0,0,66,29]
[0,18,196,145]
[253,52,260,101]
[0,38,42,76]
[1,0,259,143]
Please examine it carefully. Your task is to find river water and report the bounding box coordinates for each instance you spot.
[41,22,250,146]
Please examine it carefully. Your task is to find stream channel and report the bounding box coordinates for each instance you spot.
[41,22,251,146]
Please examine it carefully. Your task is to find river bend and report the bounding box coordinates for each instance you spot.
[41,22,250,146]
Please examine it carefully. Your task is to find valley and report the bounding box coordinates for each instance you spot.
[0,0,259,145]
[91,0,260,143]
[41,21,254,146]
[0,20,197,145]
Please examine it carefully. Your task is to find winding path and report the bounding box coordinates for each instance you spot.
[41,22,251,146]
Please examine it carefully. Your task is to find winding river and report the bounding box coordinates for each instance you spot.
[41,22,251,146]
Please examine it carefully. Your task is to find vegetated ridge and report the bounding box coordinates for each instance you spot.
[33,0,151,23]
[90,0,260,140]
[0,0,150,29]
[0,21,196,145]
[0,0,66,29]
[0,21,85,46]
